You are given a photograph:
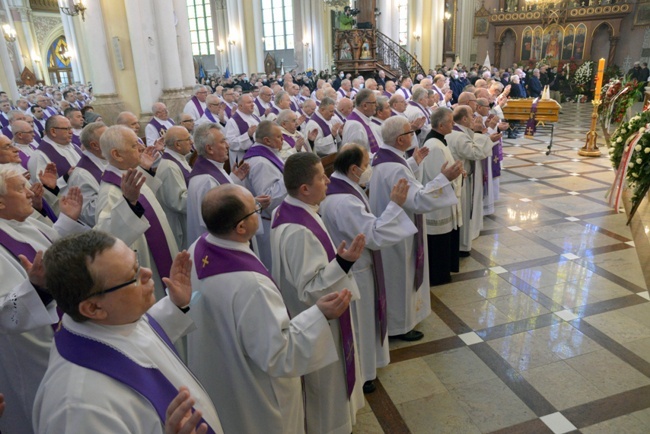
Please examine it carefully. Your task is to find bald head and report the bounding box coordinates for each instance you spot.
[11,120,34,145]
[201,184,253,238]
[337,98,353,117]
[115,111,140,133]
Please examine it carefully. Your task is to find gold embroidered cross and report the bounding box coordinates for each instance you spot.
[202,255,209,268]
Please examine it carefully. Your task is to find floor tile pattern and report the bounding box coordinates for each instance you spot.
[355,103,650,433]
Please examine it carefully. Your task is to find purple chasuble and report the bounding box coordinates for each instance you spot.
[242,145,284,173]
[193,234,274,283]
[311,113,332,137]
[162,153,190,186]
[282,133,296,148]
[347,111,379,153]
[272,201,356,397]
[37,140,82,177]
[191,96,205,118]
[75,154,103,184]
[149,118,175,137]
[101,171,174,279]
[372,149,425,290]
[492,141,502,178]
[188,156,231,185]
[54,316,217,434]
[326,177,388,343]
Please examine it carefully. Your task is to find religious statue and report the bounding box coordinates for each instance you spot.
[340,40,352,60]
[506,0,518,12]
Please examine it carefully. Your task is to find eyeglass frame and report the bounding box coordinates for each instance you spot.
[82,262,141,300]
[233,201,262,228]
[397,130,416,138]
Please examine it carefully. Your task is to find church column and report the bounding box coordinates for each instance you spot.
[494,41,503,68]
[456,0,474,67]
[211,0,229,74]
[172,0,196,89]
[428,0,444,68]
[2,0,25,74]
[608,36,619,69]
[59,12,84,83]
[250,0,264,73]
[0,30,19,99]
[225,0,248,74]
[11,5,43,81]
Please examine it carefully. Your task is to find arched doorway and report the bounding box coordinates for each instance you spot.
[47,36,73,86]
[500,29,516,69]
[590,23,611,66]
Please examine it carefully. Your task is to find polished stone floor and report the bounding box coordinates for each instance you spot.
[354,103,650,433]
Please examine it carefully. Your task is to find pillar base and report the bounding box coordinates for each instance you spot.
[90,93,126,126]
[159,87,192,123]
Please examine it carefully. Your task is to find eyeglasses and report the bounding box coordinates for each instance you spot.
[52,126,73,131]
[16,130,35,135]
[83,265,141,300]
[176,137,193,144]
[397,130,415,138]
[181,119,195,123]
[233,201,262,228]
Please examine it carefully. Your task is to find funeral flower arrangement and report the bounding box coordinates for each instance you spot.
[572,60,593,96]
[609,109,650,221]
[598,77,644,126]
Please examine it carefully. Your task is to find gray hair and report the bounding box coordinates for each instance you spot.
[381,116,410,146]
[274,91,289,106]
[193,84,208,95]
[276,109,296,126]
[99,125,132,159]
[193,122,221,157]
[7,110,25,122]
[319,97,335,110]
[0,165,24,196]
[412,87,428,104]
[430,107,452,129]
[354,89,374,107]
[376,96,389,112]
[80,121,107,148]
[255,120,277,144]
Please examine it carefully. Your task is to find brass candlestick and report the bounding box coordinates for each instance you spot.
[578,99,602,157]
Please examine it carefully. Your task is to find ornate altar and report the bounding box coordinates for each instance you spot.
[333,29,377,75]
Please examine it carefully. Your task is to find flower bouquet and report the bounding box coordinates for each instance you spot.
[572,60,594,98]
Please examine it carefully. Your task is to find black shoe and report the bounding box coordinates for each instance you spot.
[459,251,471,257]
[363,380,376,394]
[390,330,424,341]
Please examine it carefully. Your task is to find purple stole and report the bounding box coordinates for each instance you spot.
[371,118,382,126]
[231,112,260,145]
[194,234,273,282]
[400,88,411,100]
[204,109,218,124]
[71,133,81,148]
[191,96,205,118]
[409,101,430,124]
[254,98,267,116]
[148,118,175,137]
[41,200,58,223]
[433,86,445,100]
[282,133,296,148]
[492,140,503,178]
[0,227,40,262]
[34,135,43,145]
[54,316,217,434]
[162,153,190,186]
[271,201,356,397]
[311,113,332,137]
[372,149,424,290]
[75,153,103,184]
[0,113,8,128]
[326,177,387,343]
[37,140,82,177]
[242,145,284,173]
[1,125,12,139]
[35,120,45,137]
[18,144,35,170]
[338,88,348,99]
[224,104,233,119]
[347,111,379,153]
[45,107,57,118]
[335,111,345,124]
[101,171,174,279]
[269,105,280,116]
[188,156,231,185]
[383,91,393,98]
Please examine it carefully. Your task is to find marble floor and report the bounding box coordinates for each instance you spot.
[354,103,650,433]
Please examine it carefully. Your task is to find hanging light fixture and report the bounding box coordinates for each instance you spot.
[58,0,87,22]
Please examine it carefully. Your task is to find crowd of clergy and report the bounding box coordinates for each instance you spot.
[0,67,513,433]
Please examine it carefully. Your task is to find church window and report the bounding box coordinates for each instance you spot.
[398,0,409,46]
[187,0,214,56]
[262,0,294,51]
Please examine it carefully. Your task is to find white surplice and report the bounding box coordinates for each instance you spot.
[187,235,338,434]
[33,298,223,434]
[155,149,190,249]
[0,214,86,434]
[243,144,287,270]
[144,117,174,147]
[368,146,457,335]
[304,111,338,157]
[224,110,260,166]
[320,172,417,383]
[95,165,179,298]
[445,124,493,251]
[65,150,107,227]
[28,136,81,190]
[271,196,364,434]
[341,109,380,154]
[183,98,207,121]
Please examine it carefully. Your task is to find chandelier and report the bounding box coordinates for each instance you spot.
[323,0,349,10]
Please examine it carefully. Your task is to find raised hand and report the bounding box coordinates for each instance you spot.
[30,182,44,211]
[412,146,429,165]
[140,146,158,170]
[389,178,410,207]
[153,137,165,153]
[19,251,47,289]
[441,160,464,181]
[38,162,58,189]
[164,387,208,434]
[60,186,83,221]
[316,289,352,320]
[336,233,366,263]
[308,128,319,142]
[247,125,257,138]
[163,251,192,309]
[232,161,250,180]
[121,168,146,205]
[255,195,271,209]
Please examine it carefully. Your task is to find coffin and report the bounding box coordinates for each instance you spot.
[502,98,561,122]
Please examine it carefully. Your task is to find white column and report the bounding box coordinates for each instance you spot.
[13,6,42,80]
[172,0,196,88]
[251,0,264,72]
[429,0,444,66]
[456,0,474,67]
[412,0,423,60]
[2,0,25,72]
[124,0,164,112]
[225,0,247,73]
[211,0,229,73]
[59,12,84,83]
[0,31,19,99]
[78,0,116,94]
[154,0,183,89]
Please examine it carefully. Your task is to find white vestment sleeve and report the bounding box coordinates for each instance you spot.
[0,279,58,334]
[147,296,196,343]
[95,186,149,246]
